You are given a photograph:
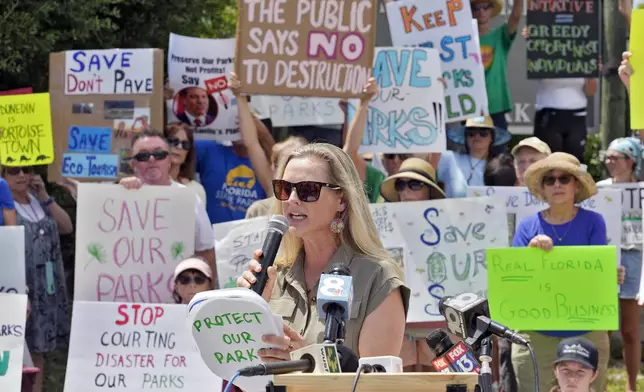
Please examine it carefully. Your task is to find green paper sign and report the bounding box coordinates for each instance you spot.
[486,246,619,331]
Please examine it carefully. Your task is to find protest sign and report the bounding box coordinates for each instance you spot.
[629,10,644,129]
[74,184,195,303]
[385,0,488,122]
[370,204,406,270]
[0,93,54,166]
[251,96,344,127]
[351,47,445,153]
[168,34,240,141]
[0,227,26,294]
[188,289,284,392]
[526,1,600,78]
[235,0,378,98]
[487,246,619,330]
[48,49,164,183]
[597,182,643,248]
[214,216,269,290]
[63,301,222,391]
[0,294,27,392]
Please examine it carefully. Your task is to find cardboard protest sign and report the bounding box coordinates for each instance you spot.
[0,227,26,294]
[0,93,54,166]
[629,10,644,129]
[487,246,619,330]
[188,289,284,392]
[63,301,222,392]
[235,0,378,98]
[385,0,488,122]
[350,47,446,153]
[0,294,28,392]
[526,1,600,78]
[251,96,345,127]
[74,184,195,303]
[597,183,643,248]
[48,49,164,183]
[168,34,240,141]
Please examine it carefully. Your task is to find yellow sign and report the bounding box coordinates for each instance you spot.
[629,10,644,129]
[486,246,619,331]
[0,93,54,166]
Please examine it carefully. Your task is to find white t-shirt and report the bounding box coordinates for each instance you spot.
[535,78,587,113]
[171,181,214,252]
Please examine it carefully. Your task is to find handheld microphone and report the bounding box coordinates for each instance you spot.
[316,264,353,343]
[439,293,529,348]
[426,329,480,373]
[251,215,289,296]
[238,354,316,376]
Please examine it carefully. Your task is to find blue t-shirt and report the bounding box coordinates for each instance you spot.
[195,141,266,224]
[512,208,608,338]
[0,178,15,226]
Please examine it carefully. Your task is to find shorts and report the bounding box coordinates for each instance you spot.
[620,249,642,299]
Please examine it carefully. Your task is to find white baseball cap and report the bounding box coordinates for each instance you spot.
[173,257,212,281]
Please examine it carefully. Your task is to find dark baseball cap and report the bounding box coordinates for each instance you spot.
[554,337,598,371]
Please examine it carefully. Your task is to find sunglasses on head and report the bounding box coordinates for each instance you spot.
[542,174,573,186]
[384,154,411,161]
[272,179,341,202]
[467,129,491,138]
[4,166,33,176]
[177,274,208,285]
[394,179,426,192]
[472,3,493,11]
[131,150,170,162]
[167,136,191,151]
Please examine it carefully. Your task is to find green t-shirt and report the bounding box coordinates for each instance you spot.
[364,165,385,203]
[479,24,516,115]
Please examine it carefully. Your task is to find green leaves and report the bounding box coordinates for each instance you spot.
[170,241,185,261]
[86,242,107,270]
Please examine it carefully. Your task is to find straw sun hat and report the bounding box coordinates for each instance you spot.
[380,158,446,202]
[472,0,503,18]
[523,152,597,204]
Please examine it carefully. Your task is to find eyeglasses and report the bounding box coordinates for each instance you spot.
[272,179,341,202]
[466,129,491,138]
[472,3,493,11]
[542,174,573,186]
[394,179,426,192]
[4,166,33,176]
[167,136,191,151]
[604,155,628,164]
[384,154,411,161]
[177,274,208,285]
[131,150,170,162]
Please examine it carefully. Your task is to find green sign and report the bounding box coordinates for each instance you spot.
[486,246,619,331]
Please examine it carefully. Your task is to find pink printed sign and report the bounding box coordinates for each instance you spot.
[234,0,378,98]
[74,184,195,303]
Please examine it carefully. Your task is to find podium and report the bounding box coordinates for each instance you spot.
[272,373,479,392]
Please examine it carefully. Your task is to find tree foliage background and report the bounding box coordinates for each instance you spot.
[0,0,238,92]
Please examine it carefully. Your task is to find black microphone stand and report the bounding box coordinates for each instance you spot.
[477,337,494,392]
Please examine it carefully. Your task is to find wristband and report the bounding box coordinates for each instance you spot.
[43,197,54,207]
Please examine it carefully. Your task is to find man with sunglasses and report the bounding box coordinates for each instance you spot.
[119,130,216,281]
[474,0,523,130]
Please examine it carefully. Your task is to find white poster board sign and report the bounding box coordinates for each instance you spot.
[251,96,344,127]
[597,182,643,248]
[0,227,26,294]
[0,294,28,392]
[167,34,240,141]
[74,184,196,303]
[63,301,222,392]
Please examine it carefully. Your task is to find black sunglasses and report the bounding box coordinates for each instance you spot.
[272,179,341,202]
[542,174,573,186]
[177,274,208,285]
[394,179,426,192]
[168,136,191,151]
[4,166,33,176]
[384,154,411,161]
[466,129,491,138]
[131,150,170,162]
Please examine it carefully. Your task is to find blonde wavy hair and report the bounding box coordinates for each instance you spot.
[273,143,393,269]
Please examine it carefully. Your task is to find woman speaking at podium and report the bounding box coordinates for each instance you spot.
[237,140,410,363]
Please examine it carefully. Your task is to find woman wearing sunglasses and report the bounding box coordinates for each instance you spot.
[510,152,623,392]
[237,143,409,362]
[596,137,643,392]
[172,257,213,304]
[164,122,206,206]
[1,165,73,392]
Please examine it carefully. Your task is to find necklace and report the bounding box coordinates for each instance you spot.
[467,156,485,185]
[15,198,45,235]
[544,210,576,242]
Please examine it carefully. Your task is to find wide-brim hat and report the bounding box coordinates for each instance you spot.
[511,136,552,156]
[524,152,597,204]
[472,0,503,18]
[447,116,511,147]
[380,157,446,202]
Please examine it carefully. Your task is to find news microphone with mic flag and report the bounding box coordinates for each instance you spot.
[426,329,480,373]
[316,264,353,343]
[239,342,346,376]
[251,215,289,296]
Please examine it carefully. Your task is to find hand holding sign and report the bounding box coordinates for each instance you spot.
[228,73,242,97]
[528,234,554,251]
[237,249,278,302]
[619,51,634,91]
[360,77,378,104]
[259,323,306,363]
